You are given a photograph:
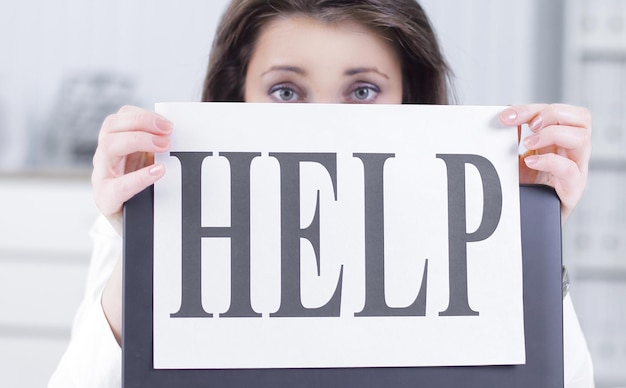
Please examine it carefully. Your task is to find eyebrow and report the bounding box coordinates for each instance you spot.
[261,65,307,76]
[344,67,390,79]
[261,66,390,79]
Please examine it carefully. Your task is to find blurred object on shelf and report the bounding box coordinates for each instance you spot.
[32,71,139,170]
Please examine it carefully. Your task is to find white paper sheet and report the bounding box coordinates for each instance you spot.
[152,103,524,369]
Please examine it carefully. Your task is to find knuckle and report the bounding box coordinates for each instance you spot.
[566,163,579,178]
[109,179,130,204]
[119,105,136,113]
[547,103,562,117]
[129,131,147,151]
[581,129,592,147]
[91,151,100,170]
[110,176,124,193]
[92,186,110,215]
[97,131,114,150]
[134,111,147,127]
[582,107,592,129]
[100,114,117,134]
[544,153,562,171]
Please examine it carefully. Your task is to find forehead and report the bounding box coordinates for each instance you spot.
[250,16,400,69]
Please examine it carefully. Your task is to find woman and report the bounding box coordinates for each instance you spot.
[50,0,594,386]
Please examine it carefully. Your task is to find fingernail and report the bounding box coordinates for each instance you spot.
[149,163,165,176]
[523,134,540,148]
[155,117,173,133]
[529,116,543,132]
[524,155,539,167]
[152,136,170,148]
[501,109,518,123]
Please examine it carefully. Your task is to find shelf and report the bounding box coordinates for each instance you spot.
[589,158,626,171]
[576,46,626,61]
[0,168,91,180]
[571,266,626,283]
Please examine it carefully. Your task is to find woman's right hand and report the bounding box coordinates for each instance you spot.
[91,105,172,234]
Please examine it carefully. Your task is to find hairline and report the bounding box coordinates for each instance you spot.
[242,11,402,98]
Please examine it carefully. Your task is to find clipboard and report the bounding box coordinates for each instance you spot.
[122,184,563,387]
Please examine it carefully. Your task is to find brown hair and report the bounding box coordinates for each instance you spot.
[202,0,452,104]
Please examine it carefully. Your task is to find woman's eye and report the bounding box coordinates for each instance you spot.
[354,87,371,100]
[349,84,380,103]
[269,85,301,102]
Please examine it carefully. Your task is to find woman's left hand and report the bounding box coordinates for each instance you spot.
[499,104,592,223]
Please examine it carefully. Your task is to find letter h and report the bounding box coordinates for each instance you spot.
[170,152,261,318]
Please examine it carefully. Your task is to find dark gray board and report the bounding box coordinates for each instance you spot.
[122,184,563,388]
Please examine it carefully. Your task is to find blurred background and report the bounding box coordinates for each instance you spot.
[0,0,624,386]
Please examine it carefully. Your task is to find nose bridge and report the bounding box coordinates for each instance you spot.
[313,95,339,104]
[308,68,342,103]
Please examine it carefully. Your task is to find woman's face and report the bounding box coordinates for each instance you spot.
[244,17,403,104]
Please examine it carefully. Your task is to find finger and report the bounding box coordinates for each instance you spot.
[499,103,592,131]
[500,104,547,126]
[100,108,173,139]
[522,124,591,163]
[93,163,166,217]
[524,152,580,180]
[523,153,585,215]
[527,104,592,133]
[92,134,169,183]
[91,150,146,188]
[523,121,592,175]
[97,130,170,160]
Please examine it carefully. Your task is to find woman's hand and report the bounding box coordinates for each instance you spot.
[499,104,592,223]
[91,105,172,234]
